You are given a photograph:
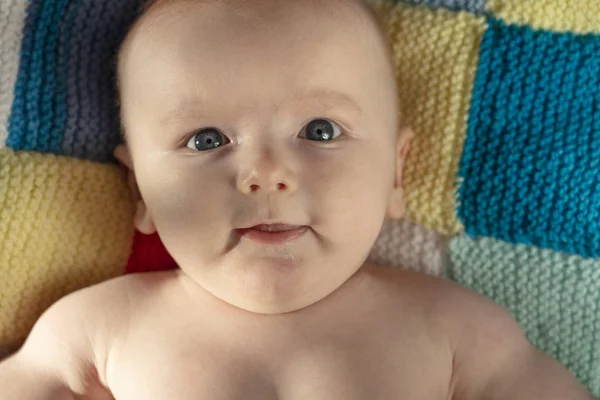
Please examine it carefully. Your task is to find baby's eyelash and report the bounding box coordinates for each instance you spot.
[298,118,344,141]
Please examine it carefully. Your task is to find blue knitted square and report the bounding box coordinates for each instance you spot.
[6,0,143,163]
[396,0,486,14]
[458,18,600,258]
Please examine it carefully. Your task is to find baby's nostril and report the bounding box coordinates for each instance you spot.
[250,184,260,192]
[277,183,287,190]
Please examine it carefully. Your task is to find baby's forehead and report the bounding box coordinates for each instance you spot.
[119,0,392,94]
[117,0,399,138]
[120,0,386,63]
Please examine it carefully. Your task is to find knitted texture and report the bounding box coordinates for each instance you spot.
[367,218,449,276]
[399,0,486,14]
[0,148,134,344]
[458,19,600,259]
[448,235,600,396]
[0,345,16,361]
[384,2,486,235]
[0,0,27,149]
[6,0,144,162]
[487,0,600,34]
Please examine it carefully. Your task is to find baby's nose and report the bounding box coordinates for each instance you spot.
[238,170,295,195]
[248,182,288,193]
[236,148,298,195]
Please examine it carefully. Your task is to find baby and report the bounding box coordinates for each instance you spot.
[0,0,595,399]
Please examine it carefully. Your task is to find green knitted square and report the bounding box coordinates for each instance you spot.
[448,234,600,396]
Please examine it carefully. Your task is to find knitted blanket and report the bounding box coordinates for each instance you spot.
[0,0,599,394]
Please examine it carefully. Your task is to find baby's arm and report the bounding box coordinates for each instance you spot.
[444,285,596,400]
[0,287,116,400]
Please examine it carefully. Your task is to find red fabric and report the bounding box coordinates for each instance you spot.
[125,231,179,274]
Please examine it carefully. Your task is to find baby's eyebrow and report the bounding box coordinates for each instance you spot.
[160,87,363,125]
[283,87,363,114]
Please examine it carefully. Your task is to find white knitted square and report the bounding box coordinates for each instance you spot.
[367,217,450,276]
[0,0,28,149]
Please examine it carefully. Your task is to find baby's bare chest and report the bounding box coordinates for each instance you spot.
[107,304,451,400]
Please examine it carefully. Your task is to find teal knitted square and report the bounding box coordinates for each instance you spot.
[457,18,600,258]
[395,0,486,14]
[6,0,143,163]
[448,234,600,396]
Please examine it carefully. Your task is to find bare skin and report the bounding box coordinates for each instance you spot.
[0,0,594,399]
[101,264,454,399]
[1,262,593,399]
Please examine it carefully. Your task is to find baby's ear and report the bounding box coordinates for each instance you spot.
[386,126,413,219]
[113,145,157,235]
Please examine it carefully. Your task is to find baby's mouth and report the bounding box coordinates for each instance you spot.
[250,224,300,232]
[235,224,308,244]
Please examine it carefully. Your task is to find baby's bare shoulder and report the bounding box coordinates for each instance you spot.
[38,273,177,354]
[365,265,523,344]
[364,264,487,312]
[370,267,583,399]
[3,271,181,397]
[48,270,178,320]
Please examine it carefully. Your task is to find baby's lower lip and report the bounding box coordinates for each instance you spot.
[235,226,308,244]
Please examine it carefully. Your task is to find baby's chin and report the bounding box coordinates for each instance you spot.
[178,256,358,315]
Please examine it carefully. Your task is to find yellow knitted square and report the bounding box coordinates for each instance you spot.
[487,0,600,34]
[0,148,134,345]
[384,3,486,235]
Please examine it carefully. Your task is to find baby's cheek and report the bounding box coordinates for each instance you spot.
[313,151,390,240]
[139,166,229,251]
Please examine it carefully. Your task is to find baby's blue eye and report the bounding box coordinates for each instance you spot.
[186,128,231,151]
[300,119,342,141]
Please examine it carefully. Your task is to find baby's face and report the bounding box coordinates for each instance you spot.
[118,0,402,314]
